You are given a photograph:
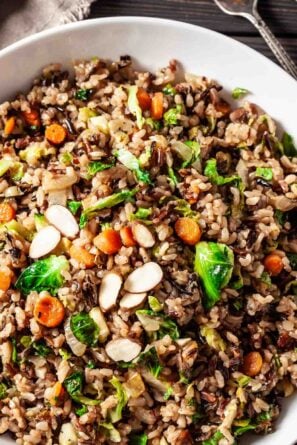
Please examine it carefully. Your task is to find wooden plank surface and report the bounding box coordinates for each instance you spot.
[90,0,297,65]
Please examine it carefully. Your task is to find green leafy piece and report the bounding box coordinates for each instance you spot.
[237,375,251,387]
[129,433,148,445]
[87,161,114,178]
[162,84,176,96]
[78,107,96,122]
[79,189,137,228]
[60,152,73,166]
[234,423,256,437]
[75,89,92,101]
[275,209,285,226]
[148,296,163,312]
[0,382,8,400]
[116,148,152,185]
[67,200,82,215]
[174,199,197,218]
[204,159,240,186]
[255,167,273,181]
[232,87,249,99]
[64,371,100,406]
[260,271,272,286]
[184,140,201,166]
[137,346,163,377]
[200,326,226,352]
[230,264,243,290]
[100,423,121,443]
[70,312,99,347]
[136,310,180,340]
[168,166,178,186]
[75,405,88,416]
[287,253,297,270]
[19,143,53,166]
[34,213,48,231]
[202,431,224,445]
[158,317,180,340]
[132,207,153,220]
[32,340,52,357]
[194,242,234,309]
[11,338,18,364]
[282,132,297,157]
[15,255,69,295]
[59,348,71,360]
[0,159,13,177]
[163,386,173,400]
[256,411,272,422]
[0,219,32,241]
[20,336,32,348]
[145,118,162,131]
[86,361,96,369]
[10,162,24,181]
[163,104,182,126]
[127,86,145,129]
[109,376,128,423]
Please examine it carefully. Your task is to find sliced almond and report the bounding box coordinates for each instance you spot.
[99,272,122,312]
[45,205,79,238]
[124,262,163,293]
[29,225,61,259]
[89,307,110,342]
[120,292,147,310]
[105,338,141,362]
[132,223,155,248]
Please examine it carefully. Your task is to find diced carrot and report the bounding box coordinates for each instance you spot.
[33,295,65,328]
[174,217,202,246]
[0,268,12,292]
[120,226,136,247]
[0,202,16,223]
[45,124,67,145]
[137,88,152,111]
[69,245,95,268]
[151,92,164,120]
[4,117,16,135]
[49,381,65,406]
[264,253,283,276]
[242,351,263,377]
[22,109,40,127]
[94,228,122,255]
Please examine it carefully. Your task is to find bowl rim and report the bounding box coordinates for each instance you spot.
[0,15,294,83]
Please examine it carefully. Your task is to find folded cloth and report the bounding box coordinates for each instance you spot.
[0,0,96,49]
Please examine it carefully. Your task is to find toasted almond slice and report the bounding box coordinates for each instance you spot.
[105,338,141,362]
[99,272,122,312]
[89,307,110,342]
[45,205,79,238]
[124,262,163,293]
[120,292,147,310]
[132,223,155,248]
[29,225,61,259]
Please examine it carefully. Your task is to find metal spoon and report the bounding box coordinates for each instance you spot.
[214,0,297,79]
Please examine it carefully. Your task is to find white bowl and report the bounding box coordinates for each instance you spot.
[0,16,296,445]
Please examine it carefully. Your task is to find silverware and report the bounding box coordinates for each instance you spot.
[214,0,297,79]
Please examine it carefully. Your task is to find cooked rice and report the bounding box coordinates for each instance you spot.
[0,56,296,445]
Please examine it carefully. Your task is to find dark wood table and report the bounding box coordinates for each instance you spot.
[90,0,297,68]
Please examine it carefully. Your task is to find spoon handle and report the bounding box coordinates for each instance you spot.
[248,10,297,79]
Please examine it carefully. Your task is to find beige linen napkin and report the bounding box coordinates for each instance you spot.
[0,0,96,49]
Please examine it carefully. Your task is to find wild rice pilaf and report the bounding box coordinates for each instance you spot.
[0,56,297,445]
